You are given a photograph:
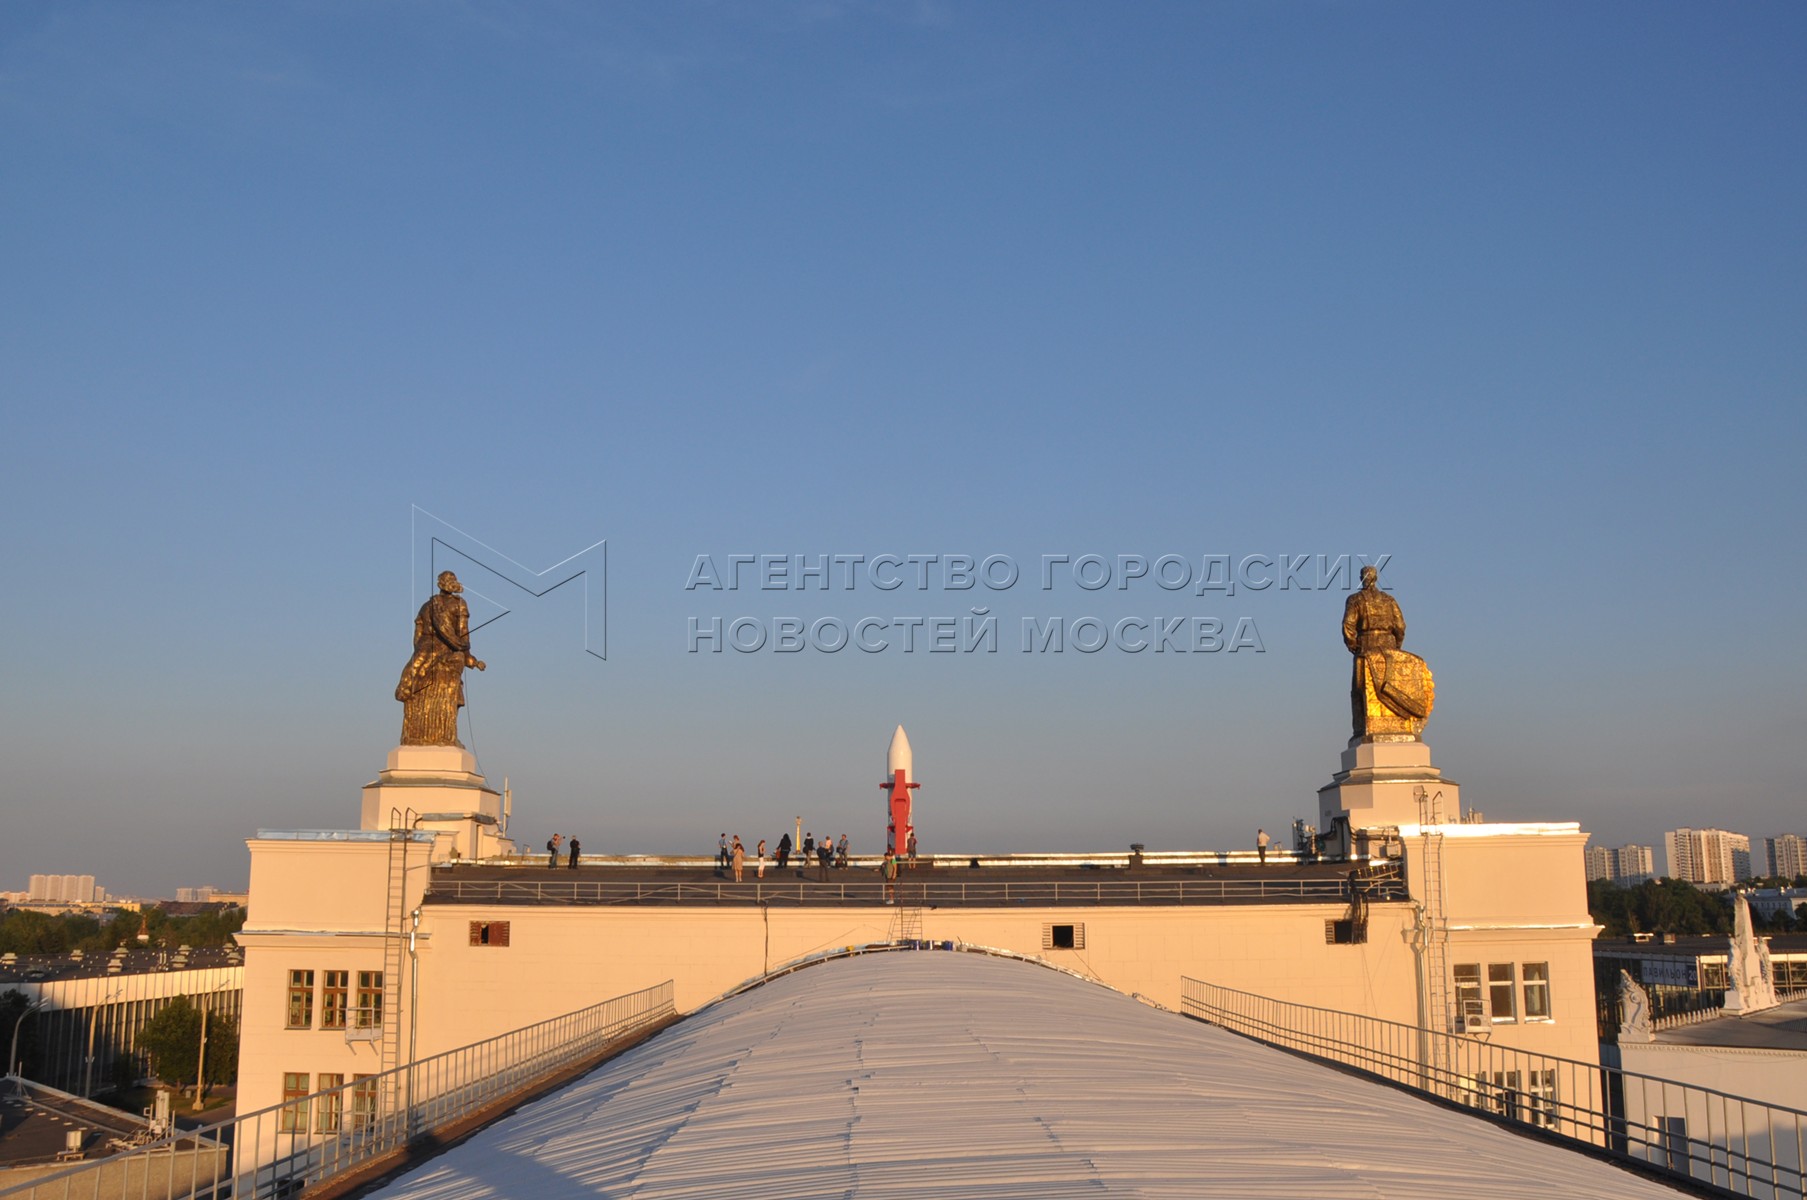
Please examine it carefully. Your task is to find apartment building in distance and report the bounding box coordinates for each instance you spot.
[1584,843,1656,886]
[1767,833,1807,881]
[1663,827,1752,888]
[24,874,108,904]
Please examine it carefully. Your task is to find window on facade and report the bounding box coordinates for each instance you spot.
[1522,962,1552,1021]
[1039,923,1085,950]
[1661,1116,1690,1173]
[1453,964,1483,1028]
[1487,1069,1523,1121]
[1487,963,1517,1022]
[286,971,314,1029]
[1525,1068,1558,1128]
[280,1072,310,1133]
[316,1073,344,1134]
[321,971,349,1030]
[469,921,511,947]
[356,971,384,1028]
[1700,961,1728,990]
[351,1075,378,1132]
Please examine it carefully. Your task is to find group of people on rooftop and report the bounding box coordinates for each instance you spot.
[717,831,850,882]
[545,832,579,868]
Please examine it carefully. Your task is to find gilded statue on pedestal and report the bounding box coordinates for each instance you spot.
[1343,565,1434,741]
[396,570,486,746]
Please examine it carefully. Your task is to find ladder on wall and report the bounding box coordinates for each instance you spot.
[887,884,925,943]
[382,815,410,1089]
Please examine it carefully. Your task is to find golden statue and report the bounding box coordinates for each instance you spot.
[1342,564,1434,741]
[396,571,486,746]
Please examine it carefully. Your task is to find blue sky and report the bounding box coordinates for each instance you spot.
[2,2,1803,895]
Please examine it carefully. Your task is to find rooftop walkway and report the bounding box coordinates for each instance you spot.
[423,856,1405,908]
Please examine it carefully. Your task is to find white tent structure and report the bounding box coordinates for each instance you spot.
[371,952,1686,1200]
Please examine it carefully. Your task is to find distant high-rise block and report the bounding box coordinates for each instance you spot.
[22,872,105,904]
[1664,828,1752,886]
[1585,845,1611,882]
[1584,843,1654,886]
[1613,845,1656,885]
[1767,834,1807,880]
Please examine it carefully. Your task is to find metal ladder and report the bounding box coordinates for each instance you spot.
[888,884,925,943]
[381,815,411,1087]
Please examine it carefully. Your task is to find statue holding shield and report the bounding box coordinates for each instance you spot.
[1343,565,1434,741]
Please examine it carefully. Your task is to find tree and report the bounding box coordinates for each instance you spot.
[1588,877,1732,937]
[136,997,238,1094]
[1,988,42,1075]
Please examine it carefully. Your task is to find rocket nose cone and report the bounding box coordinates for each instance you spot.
[887,725,913,778]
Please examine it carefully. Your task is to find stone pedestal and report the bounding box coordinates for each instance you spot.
[1317,739,1461,840]
[360,745,511,861]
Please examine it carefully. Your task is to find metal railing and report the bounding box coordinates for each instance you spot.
[1,980,676,1200]
[1182,977,1807,1200]
[428,875,1405,907]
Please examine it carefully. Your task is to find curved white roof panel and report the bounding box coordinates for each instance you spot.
[373,952,1686,1199]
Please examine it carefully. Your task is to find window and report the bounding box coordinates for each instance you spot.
[351,1075,378,1132]
[469,921,511,947]
[1523,962,1551,1021]
[1661,1116,1691,1174]
[356,971,384,1028]
[1487,1069,1522,1121]
[1487,963,1517,1022]
[321,971,348,1030]
[1042,923,1084,950]
[1526,1069,1558,1128]
[1453,964,1483,1029]
[316,1073,344,1134]
[286,971,314,1029]
[280,1072,310,1133]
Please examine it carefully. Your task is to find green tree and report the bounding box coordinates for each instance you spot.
[1,988,43,1074]
[135,996,238,1097]
[0,910,70,955]
[1588,877,1732,937]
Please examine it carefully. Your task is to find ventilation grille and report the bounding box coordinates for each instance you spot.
[1042,923,1084,951]
[469,920,511,947]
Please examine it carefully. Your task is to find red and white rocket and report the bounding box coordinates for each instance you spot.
[881,724,918,855]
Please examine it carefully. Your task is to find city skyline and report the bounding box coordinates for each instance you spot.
[3,4,1804,895]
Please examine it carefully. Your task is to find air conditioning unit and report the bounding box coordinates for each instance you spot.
[1460,1003,1487,1034]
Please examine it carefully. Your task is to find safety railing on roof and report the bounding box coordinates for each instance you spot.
[1181,976,1807,1200]
[427,874,1405,907]
[0,980,675,1200]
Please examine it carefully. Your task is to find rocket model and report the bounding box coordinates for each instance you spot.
[881,724,919,855]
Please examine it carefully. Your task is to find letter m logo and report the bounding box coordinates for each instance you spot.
[411,506,607,660]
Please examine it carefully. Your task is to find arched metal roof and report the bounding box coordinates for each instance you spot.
[370,950,1687,1199]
